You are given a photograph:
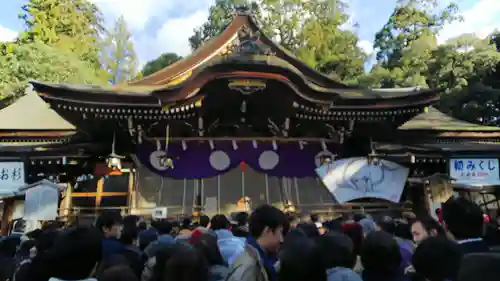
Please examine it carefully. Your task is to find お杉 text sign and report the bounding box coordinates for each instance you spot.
[0,162,25,191]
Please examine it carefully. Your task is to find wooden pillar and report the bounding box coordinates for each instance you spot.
[1,199,13,236]
[60,183,73,218]
[96,177,104,214]
[128,170,135,214]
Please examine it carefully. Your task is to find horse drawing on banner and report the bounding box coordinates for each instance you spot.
[341,158,400,193]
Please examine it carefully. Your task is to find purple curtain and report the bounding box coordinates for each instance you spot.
[136,141,340,179]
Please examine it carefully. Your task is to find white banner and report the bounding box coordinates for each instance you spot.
[0,162,25,192]
[315,157,409,203]
[449,158,500,187]
[24,182,59,221]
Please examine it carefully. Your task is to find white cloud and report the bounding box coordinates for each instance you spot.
[155,9,209,56]
[438,0,500,44]
[0,25,17,42]
[357,40,373,55]
[89,0,175,30]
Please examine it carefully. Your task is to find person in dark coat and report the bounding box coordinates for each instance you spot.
[442,197,490,254]
[96,212,125,258]
[120,226,143,278]
[458,253,500,281]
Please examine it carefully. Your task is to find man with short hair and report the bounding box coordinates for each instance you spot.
[199,215,210,228]
[228,205,286,281]
[442,196,490,254]
[95,211,124,258]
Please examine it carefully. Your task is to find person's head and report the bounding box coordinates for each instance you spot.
[296,222,320,238]
[150,243,183,281]
[248,204,287,253]
[323,219,342,233]
[394,221,412,241]
[181,218,192,229]
[280,228,307,260]
[278,236,326,281]
[26,229,43,241]
[96,212,122,238]
[442,197,484,240]
[316,232,357,269]
[361,231,401,278]
[163,244,208,281]
[353,213,365,222]
[199,215,210,228]
[122,215,139,229]
[411,216,445,244]
[376,216,396,235]
[170,221,181,235]
[155,220,173,236]
[34,229,59,254]
[210,214,231,231]
[234,212,249,227]
[341,222,363,256]
[138,229,158,251]
[190,231,224,266]
[120,226,139,245]
[100,265,138,281]
[138,221,147,231]
[412,236,462,281]
[359,218,377,237]
[46,226,102,280]
[310,213,319,223]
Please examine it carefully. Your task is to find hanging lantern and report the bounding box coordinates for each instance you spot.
[106,132,125,171]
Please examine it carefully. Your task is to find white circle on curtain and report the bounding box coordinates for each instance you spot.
[209,150,231,171]
[315,150,334,167]
[150,150,170,171]
[258,150,280,170]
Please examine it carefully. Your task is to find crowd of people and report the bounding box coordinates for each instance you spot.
[1,196,500,281]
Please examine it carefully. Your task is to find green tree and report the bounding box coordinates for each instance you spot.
[432,34,500,124]
[141,53,183,77]
[101,16,138,84]
[374,0,460,67]
[189,0,366,82]
[18,0,105,67]
[0,42,106,98]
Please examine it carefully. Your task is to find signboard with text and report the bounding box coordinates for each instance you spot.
[449,158,500,187]
[0,162,25,192]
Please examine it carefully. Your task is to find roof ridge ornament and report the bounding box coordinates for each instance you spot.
[224,25,275,56]
[235,3,251,16]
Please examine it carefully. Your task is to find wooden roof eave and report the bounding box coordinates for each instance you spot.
[152,60,441,109]
[31,81,161,106]
[0,131,76,138]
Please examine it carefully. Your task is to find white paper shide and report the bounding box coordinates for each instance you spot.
[316,157,409,203]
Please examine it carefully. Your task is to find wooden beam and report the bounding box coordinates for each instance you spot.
[71,192,128,197]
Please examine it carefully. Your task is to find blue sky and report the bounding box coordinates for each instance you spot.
[1,0,499,67]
